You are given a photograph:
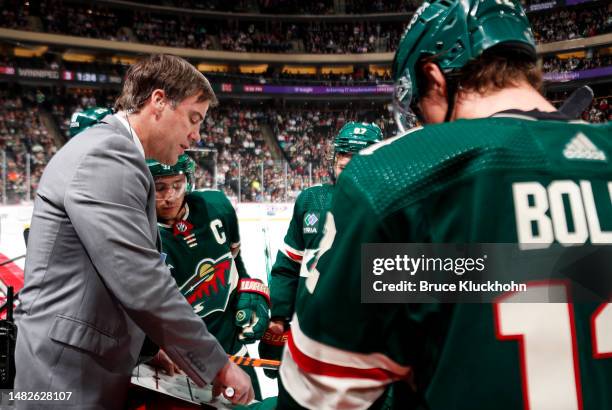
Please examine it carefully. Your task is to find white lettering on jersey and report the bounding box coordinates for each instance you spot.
[548,181,588,245]
[210,219,226,244]
[580,181,612,243]
[306,212,336,294]
[513,181,612,249]
[513,182,553,249]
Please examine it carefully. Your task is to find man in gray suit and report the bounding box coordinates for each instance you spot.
[15,54,254,409]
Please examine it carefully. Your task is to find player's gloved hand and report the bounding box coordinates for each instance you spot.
[234,279,270,344]
[258,319,288,379]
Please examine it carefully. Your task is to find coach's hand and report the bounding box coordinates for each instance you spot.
[149,349,182,376]
[213,360,255,405]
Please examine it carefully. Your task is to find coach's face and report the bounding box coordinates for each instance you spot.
[150,91,208,164]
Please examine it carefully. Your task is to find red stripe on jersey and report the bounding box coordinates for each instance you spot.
[287,329,403,381]
[0,253,24,291]
[286,250,303,262]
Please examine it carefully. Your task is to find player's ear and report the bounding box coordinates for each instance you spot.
[420,62,447,100]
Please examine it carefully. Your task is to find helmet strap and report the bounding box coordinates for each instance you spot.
[444,75,459,123]
[329,152,337,184]
[159,197,188,226]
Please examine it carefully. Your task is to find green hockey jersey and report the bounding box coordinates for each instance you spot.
[159,190,248,355]
[269,184,333,320]
[278,111,612,410]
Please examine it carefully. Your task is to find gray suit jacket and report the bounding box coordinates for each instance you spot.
[15,115,228,409]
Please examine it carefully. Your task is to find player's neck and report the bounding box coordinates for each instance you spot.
[453,84,557,120]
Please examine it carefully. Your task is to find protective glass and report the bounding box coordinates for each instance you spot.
[392,69,420,133]
[155,178,187,201]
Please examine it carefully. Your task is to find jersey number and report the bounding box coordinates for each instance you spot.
[495,282,611,410]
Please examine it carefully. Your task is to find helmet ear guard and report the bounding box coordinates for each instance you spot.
[393,70,420,133]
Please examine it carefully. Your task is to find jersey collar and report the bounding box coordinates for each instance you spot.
[491,109,587,124]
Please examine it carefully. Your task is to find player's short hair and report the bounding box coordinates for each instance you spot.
[419,48,542,98]
[115,54,218,113]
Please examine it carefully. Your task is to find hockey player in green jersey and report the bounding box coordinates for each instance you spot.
[258,122,383,378]
[278,1,612,409]
[68,107,113,138]
[148,154,270,400]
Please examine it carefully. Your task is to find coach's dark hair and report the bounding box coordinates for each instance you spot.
[115,54,218,113]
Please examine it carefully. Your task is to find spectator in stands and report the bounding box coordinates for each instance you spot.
[5,0,609,55]
[543,54,611,73]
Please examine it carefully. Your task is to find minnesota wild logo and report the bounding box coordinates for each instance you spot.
[173,220,194,238]
[180,253,235,317]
